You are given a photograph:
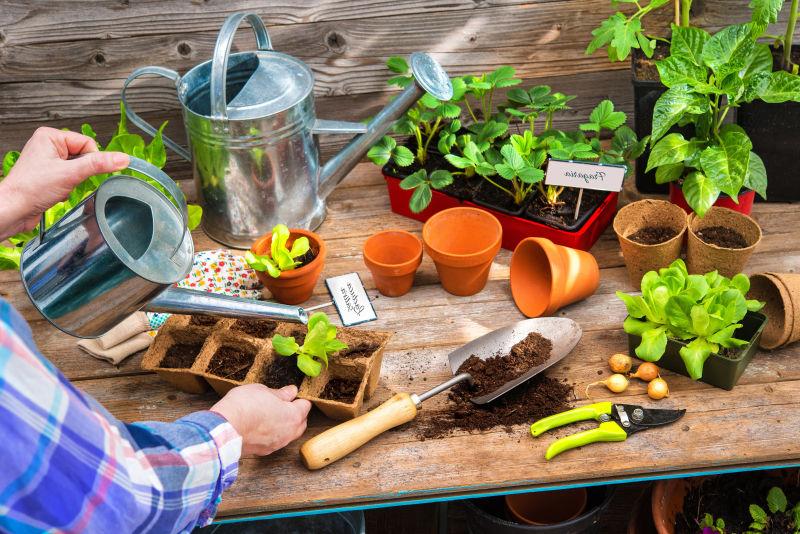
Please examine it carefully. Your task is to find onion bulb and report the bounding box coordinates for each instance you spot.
[608,353,633,373]
[647,377,670,400]
[585,373,629,398]
[630,362,660,382]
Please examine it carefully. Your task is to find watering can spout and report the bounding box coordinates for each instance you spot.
[317,53,453,199]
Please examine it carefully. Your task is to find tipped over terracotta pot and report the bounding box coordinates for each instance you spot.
[363,230,423,297]
[686,207,761,278]
[251,228,326,305]
[510,237,599,317]
[422,207,502,296]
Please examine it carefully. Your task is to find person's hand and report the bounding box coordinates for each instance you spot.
[0,127,129,240]
[211,384,312,456]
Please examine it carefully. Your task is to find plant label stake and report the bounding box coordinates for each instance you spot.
[325,273,377,326]
[544,159,627,221]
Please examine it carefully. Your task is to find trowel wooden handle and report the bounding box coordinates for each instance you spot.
[300,393,418,470]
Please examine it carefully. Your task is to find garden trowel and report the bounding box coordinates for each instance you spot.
[300,317,582,470]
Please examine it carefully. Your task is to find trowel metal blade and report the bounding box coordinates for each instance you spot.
[446,317,582,405]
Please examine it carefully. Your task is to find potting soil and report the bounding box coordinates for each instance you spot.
[190,315,221,327]
[207,345,256,381]
[320,378,361,403]
[231,318,278,338]
[262,355,305,389]
[161,342,204,368]
[628,225,679,245]
[696,225,749,249]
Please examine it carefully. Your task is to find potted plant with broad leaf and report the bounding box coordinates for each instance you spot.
[736,0,800,202]
[617,259,767,390]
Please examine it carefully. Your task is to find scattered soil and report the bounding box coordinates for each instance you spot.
[415,332,574,439]
[261,355,305,389]
[190,315,220,327]
[696,226,749,249]
[633,42,671,81]
[160,342,204,369]
[628,226,679,245]
[473,180,525,214]
[525,187,607,231]
[231,318,278,339]
[206,344,256,381]
[320,378,361,403]
[675,470,800,534]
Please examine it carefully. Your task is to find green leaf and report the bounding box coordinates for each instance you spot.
[636,326,668,362]
[701,24,755,79]
[637,32,655,58]
[409,183,432,213]
[429,169,453,189]
[393,145,414,167]
[2,151,20,177]
[670,25,711,67]
[656,162,685,184]
[0,245,21,270]
[679,337,714,379]
[767,486,788,513]
[617,291,648,318]
[187,204,203,231]
[272,334,300,356]
[611,17,641,63]
[647,133,701,172]
[289,236,310,258]
[587,13,626,59]
[590,99,626,130]
[744,151,767,198]
[367,136,397,166]
[750,504,768,523]
[651,84,709,142]
[742,44,775,79]
[386,56,409,74]
[756,70,800,103]
[400,169,427,189]
[297,353,323,377]
[682,170,720,217]
[699,125,752,199]
[656,56,709,88]
[749,0,784,26]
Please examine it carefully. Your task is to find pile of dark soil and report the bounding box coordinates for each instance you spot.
[190,315,220,327]
[321,378,361,403]
[696,226,749,249]
[676,470,800,534]
[415,332,574,439]
[232,318,278,339]
[207,345,256,381]
[261,355,305,389]
[628,226,679,245]
[161,342,204,369]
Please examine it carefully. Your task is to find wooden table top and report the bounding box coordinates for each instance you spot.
[4,163,799,521]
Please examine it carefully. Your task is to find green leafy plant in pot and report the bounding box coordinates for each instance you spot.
[271,312,348,377]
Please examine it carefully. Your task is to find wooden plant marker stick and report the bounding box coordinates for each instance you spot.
[574,188,584,222]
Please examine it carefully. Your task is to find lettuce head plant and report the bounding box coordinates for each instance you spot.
[271,312,348,377]
[245,224,311,278]
[617,259,764,380]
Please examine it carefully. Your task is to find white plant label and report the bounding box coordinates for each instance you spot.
[325,273,377,326]
[544,158,627,192]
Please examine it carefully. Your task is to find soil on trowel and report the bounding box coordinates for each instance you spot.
[207,345,256,381]
[675,470,800,534]
[160,342,204,369]
[231,318,278,339]
[696,226,749,249]
[415,332,574,439]
[628,226,679,245]
[190,315,221,327]
[320,378,361,403]
[261,355,305,389]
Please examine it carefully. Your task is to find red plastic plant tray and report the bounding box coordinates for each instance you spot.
[384,174,617,251]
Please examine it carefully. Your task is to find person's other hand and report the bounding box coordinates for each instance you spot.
[211,384,312,456]
[0,127,129,240]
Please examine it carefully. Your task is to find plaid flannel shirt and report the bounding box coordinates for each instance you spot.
[0,299,242,533]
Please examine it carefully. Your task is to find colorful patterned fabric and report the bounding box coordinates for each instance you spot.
[0,299,242,533]
[147,250,262,330]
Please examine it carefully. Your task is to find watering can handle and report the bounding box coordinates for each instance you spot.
[210,12,273,120]
[121,66,192,161]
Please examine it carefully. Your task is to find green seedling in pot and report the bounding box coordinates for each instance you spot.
[505,85,576,132]
[616,259,764,380]
[244,224,310,278]
[399,169,454,214]
[457,66,522,124]
[271,313,348,377]
[700,513,726,533]
[487,131,546,206]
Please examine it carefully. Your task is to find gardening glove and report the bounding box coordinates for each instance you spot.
[77,312,154,365]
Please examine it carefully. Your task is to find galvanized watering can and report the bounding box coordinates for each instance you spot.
[20,157,307,338]
[121,12,453,248]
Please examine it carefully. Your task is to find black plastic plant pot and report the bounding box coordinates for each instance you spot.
[461,485,615,534]
[626,311,768,391]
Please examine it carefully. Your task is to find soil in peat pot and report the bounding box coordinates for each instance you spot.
[190,315,221,327]
[525,188,607,230]
[261,355,305,389]
[231,318,278,339]
[675,470,800,534]
[207,345,256,381]
[320,378,362,403]
[628,226,680,245]
[415,332,574,439]
[696,226,749,249]
[160,342,204,369]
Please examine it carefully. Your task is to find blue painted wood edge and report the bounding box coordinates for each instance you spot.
[213,460,800,524]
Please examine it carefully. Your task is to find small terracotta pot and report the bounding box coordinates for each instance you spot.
[510,237,600,318]
[613,200,688,288]
[686,207,761,278]
[250,229,326,305]
[505,488,588,526]
[422,207,502,296]
[651,479,691,534]
[363,230,423,297]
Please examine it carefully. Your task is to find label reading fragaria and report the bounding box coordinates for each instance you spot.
[325,273,377,326]
[544,159,627,192]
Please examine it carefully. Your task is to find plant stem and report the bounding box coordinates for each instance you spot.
[414,127,425,165]
[422,117,442,158]
[715,106,730,132]
[674,0,680,26]
[487,88,495,121]
[680,0,691,27]
[783,0,798,71]
[465,99,479,124]
[483,176,515,198]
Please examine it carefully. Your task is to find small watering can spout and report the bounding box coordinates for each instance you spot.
[318,53,453,199]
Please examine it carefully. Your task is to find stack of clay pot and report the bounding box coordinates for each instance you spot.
[748,273,800,350]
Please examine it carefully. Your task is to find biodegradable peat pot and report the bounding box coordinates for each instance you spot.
[626,311,768,390]
[362,230,423,297]
[749,273,800,349]
[669,182,755,216]
[505,489,588,526]
[613,200,688,288]
[510,237,600,318]
[251,228,326,305]
[422,207,502,296]
[772,273,800,347]
[686,207,761,278]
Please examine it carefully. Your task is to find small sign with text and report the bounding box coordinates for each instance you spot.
[325,273,377,326]
[544,158,627,192]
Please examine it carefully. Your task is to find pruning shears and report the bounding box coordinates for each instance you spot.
[530,402,686,460]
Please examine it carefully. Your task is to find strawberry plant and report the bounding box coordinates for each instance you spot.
[271,312,348,377]
[488,131,546,206]
[244,224,311,278]
[505,85,576,132]
[398,169,454,213]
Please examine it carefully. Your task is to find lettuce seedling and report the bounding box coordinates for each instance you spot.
[271,313,348,377]
[245,224,310,278]
[617,259,764,380]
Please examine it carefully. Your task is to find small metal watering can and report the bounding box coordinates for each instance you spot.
[121,12,453,248]
[20,157,307,338]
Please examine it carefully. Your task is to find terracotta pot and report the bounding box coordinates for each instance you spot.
[362,230,423,297]
[251,229,326,305]
[651,479,691,534]
[749,272,800,349]
[669,182,756,215]
[686,207,761,278]
[504,488,588,526]
[422,207,502,296]
[613,200,688,288]
[510,237,600,318]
